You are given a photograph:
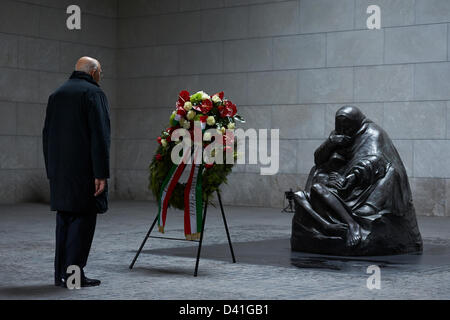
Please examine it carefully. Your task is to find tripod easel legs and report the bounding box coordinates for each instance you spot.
[129,191,236,276]
[194,200,208,277]
[217,192,236,263]
[129,214,158,269]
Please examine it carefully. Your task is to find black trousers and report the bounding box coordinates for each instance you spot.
[55,211,97,282]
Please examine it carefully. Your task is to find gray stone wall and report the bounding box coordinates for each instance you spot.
[0,0,117,204]
[115,0,450,216]
[1,0,449,217]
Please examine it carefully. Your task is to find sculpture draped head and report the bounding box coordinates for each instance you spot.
[335,105,366,137]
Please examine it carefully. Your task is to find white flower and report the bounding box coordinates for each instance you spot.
[203,132,212,141]
[201,92,210,101]
[184,101,192,111]
[227,122,235,129]
[206,116,215,126]
[193,90,210,101]
[161,139,168,147]
[187,110,196,120]
[179,117,185,126]
[212,95,221,104]
[182,121,191,129]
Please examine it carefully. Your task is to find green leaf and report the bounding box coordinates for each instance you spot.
[234,114,245,123]
[190,92,203,104]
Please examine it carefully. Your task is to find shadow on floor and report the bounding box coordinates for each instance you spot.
[129,265,209,277]
[131,237,450,273]
[0,284,65,298]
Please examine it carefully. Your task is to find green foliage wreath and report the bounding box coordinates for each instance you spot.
[149,90,244,209]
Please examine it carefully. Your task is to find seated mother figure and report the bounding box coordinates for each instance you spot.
[291,106,423,256]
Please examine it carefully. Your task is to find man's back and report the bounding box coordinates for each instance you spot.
[43,71,110,213]
[45,57,109,289]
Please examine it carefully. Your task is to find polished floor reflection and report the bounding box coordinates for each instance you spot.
[0,201,449,299]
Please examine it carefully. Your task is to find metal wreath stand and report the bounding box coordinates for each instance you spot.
[129,191,236,276]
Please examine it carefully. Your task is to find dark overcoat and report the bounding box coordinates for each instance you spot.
[43,71,110,214]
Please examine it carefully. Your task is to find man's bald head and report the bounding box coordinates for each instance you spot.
[75,56,102,83]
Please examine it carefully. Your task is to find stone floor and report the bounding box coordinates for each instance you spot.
[0,200,449,300]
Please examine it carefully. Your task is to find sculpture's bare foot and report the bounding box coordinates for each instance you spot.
[327,222,348,236]
[346,223,361,247]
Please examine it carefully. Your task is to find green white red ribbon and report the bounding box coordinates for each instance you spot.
[157,149,190,233]
[157,147,204,240]
[183,148,204,240]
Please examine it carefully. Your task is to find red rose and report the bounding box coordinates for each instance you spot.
[215,91,224,100]
[176,108,186,117]
[177,90,190,108]
[200,99,213,114]
[157,136,162,145]
[205,163,214,169]
[155,154,162,161]
[218,100,237,118]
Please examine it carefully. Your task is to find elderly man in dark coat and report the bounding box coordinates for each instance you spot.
[43,56,110,288]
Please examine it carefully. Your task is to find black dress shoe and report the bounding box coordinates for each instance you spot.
[81,277,101,287]
[54,278,65,287]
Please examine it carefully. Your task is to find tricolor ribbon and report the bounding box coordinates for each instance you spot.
[157,148,190,233]
[183,147,204,240]
[199,115,208,130]
[157,146,204,240]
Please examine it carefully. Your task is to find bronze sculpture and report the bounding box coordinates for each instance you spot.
[291,106,423,256]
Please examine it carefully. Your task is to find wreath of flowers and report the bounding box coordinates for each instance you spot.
[149,90,244,209]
